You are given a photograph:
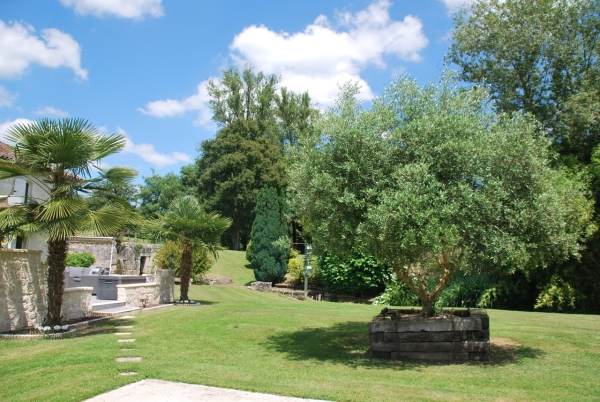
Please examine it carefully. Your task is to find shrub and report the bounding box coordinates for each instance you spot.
[247,187,290,284]
[65,252,96,268]
[286,249,322,287]
[373,273,420,306]
[318,252,388,296]
[154,240,213,283]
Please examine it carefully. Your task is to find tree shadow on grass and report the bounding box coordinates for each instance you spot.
[244,263,255,286]
[263,321,544,370]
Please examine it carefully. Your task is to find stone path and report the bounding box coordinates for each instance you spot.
[84,379,331,402]
[114,316,141,377]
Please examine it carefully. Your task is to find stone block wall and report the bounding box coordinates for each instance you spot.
[61,287,92,321]
[0,250,47,332]
[68,236,113,269]
[0,249,93,331]
[117,283,160,307]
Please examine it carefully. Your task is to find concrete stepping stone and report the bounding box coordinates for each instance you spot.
[115,357,142,363]
[120,348,134,351]
[118,372,138,376]
[115,332,132,336]
[115,326,133,329]
[118,316,136,319]
[118,339,136,343]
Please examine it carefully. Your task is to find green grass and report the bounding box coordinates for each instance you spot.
[204,250,255,285]
[1,285,599,401]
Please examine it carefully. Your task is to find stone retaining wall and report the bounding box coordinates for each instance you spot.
[368,310,490,361]
[1,249,92,331]
[117,283,160,307]
[68,236,113,269]
[0,250,47,332]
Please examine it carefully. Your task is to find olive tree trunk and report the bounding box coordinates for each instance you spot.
[179,240,192,301]
[393,247,463,317]
[45,239,68,326]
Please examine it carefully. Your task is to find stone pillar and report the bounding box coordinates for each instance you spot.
[154,269,174,303]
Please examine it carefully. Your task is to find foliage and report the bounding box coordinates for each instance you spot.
[65,252,96,268]
[0,118,138,325]
[286,248,322,287]
[247,187,290,284]
[195,120,288,250]
[138,170,189,219]
[534,275,578,312]
[154,239,213,283]
[448,0,600,312]
[448,0,600,162]
[142,195,231,300]
[291,75,594,316]
[318,252,388,296]
[207,65,316,148]
[373,273,421,307]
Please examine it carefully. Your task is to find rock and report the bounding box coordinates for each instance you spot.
[250,282,272,291]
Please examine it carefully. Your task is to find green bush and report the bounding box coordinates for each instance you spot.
[154,240,213,283]
[65,252,96,268]
[247,187,290,284]
[318,252,388,296]
[373,273,420,306]
[287,249,321,287]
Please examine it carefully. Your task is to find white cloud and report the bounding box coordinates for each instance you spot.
[0,118,33,143]
[0,20,87,80]
[140,0,428,125]
[60,0,164,20]
[438,0,477,13]
[33,106,69,117]
[137,81,214,127]
[0,86,17,108]
[229,0,428,106]
[117,127,191,168]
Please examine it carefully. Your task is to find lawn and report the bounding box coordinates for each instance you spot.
[1,285,599,401]
[203,250,256,285]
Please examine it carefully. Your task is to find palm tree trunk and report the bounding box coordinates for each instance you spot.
[45,239,68,326]
[179,240,192,301]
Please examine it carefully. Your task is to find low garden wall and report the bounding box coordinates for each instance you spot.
[62,287,93,321]
[368,309,490,361]
[1,249,93,332]
[117,283,160,307]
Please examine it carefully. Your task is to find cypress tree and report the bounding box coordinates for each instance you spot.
[248,187,290,284]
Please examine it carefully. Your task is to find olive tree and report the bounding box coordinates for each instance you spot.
[290,75,594,317]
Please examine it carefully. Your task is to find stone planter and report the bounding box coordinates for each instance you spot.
[368,309,490,361]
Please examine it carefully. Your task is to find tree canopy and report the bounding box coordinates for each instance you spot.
[291,76,594,316]
[448,0,600,162]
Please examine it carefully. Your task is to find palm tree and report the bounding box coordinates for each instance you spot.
[144,196,231,301]
[0,118,138,325]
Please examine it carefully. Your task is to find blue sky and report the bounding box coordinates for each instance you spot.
[0,0,472,181]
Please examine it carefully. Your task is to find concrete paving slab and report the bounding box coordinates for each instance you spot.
[84,379,330,402]
[117,339,135,343]
[115,332,132,335]
[115,357,142,362]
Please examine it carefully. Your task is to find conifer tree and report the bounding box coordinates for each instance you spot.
[247,187,290,284]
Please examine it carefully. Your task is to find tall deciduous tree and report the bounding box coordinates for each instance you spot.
[291,76,594,317]
[247,187,290,284]
[138,170,188,219]
[195,120,288,250]
[448,0,600,311]
[0,118,138,325]
[143,196,230,301]
[447,0,600,162]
